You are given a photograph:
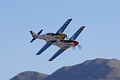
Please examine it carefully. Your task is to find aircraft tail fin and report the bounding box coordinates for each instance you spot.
[30,31,37,37]
[30,29,43,43]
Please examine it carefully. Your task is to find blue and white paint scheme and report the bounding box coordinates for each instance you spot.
[30,19,72,55]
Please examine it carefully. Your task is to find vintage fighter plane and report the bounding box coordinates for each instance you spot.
[48,26,85,61]
[30,19,72,54]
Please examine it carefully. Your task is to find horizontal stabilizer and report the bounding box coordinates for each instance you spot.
[30,38,36,43]
[37,29,43,35]
[30,29,43,43]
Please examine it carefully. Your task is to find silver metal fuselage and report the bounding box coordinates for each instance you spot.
[36,33,66,42]
[53,40,77,49]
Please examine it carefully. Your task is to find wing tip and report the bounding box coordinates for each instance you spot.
[48,59,52,61]
[68,18,72,21]
[36,53,40,55]
[80,26,85,28]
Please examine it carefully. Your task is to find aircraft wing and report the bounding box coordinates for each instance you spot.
[56,19,72,34]
[36,41,54,55]
[69,26,85,40]
[48,48,66,61]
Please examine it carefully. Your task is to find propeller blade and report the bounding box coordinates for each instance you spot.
[78,44,82,50]
[72,47,75,50]
[72,45,82,50]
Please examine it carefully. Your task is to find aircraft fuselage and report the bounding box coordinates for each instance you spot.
[37,33,67,42]
[53,40,79,49]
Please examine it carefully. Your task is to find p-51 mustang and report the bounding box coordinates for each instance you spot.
[34,26,85,61]
[48,26,85,61]
[30,19,72,54]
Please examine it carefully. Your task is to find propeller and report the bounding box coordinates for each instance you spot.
[73,41,82,50]
[77,44,82,50]
[72,45,82,50]
[72,44,82,50]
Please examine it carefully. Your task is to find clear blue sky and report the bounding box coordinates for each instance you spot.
[1,0,120,80]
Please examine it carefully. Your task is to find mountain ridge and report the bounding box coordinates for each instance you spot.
[10,58,120,80]
[10,71,48,80]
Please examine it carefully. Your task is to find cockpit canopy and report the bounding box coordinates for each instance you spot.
[60,40,74,42]
[46,33,55,35]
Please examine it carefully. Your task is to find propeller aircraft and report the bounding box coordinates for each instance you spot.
[30,19,72,54]
[30,19,85,61]
[48,26,85,61]
[35,26,85,61]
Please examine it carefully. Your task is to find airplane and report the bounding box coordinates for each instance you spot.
[30,19,72,55]
[48,26,85,61]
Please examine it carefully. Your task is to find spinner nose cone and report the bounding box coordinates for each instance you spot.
[74,41,79,46]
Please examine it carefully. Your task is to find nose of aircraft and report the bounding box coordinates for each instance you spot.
[65,34,67,38]
[74,41,79,46]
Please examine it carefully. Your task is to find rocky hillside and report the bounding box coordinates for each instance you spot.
[10,58,120,80]
[10,71,48,80]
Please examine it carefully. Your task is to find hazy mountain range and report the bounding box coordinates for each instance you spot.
[10,58,120,80]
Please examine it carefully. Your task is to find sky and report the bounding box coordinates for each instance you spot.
[0,0,120,80]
